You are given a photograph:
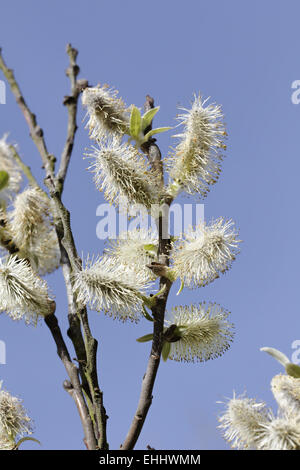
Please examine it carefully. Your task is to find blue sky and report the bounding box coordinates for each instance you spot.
[0,0,300,450]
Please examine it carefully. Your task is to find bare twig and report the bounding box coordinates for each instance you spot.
[0,49,54,177]
[56,44,88,195]
[44,314,97,450]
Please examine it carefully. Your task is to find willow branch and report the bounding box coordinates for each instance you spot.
[0,49,55,177]
[44,314,97,450]
[121,95,173,450]
[56,44,88,195]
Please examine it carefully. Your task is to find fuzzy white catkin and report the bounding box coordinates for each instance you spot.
[8,187,60,275]
[82,85,130,140]
[165,303,234,363]
[0,382,33,447]
[104,229,158,281]
[271,374,300,417]
[0,135,22,204]
[257,416,300,450]
[73,256,152,322]
[218,395,270,449]
[0,255,54,324]
[172,218,240,288]
[219,388,300,450]
[87,137,157,209]
[167,94,226,198]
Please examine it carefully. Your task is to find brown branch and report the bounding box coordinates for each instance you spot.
[80,307,109,450]
[0,49,55,177]
[44,314,97,450]
[121,95,173,450]
[56,44,88,195]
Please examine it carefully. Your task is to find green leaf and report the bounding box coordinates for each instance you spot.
[143,243,157,257]
[285,363,300,378]
[176,280,185,296]
[142,305,154,322]
[141,107,160,131]
[130,106,142,140]
[14,436,41,449]
[143,127,172,142]
[136,333,153,343]
[0,171,9,191]
[162,341,171,362]
[143,243,156,251]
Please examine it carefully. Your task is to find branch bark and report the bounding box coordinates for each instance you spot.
[0,49,55,177]
[44,314,97,450]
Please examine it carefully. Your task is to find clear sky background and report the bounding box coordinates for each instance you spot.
[0,0,300,450]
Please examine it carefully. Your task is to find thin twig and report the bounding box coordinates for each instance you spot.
[56,44,88,195]
[44,314,97,450]
[0,49,55,177]
[9,145,40,188]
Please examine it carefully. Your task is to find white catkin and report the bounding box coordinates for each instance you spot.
[0,383,33,445]
[86,137,158,209]
[104,228,158,281]
[82,85,130,140]
[218,395,270,449]
[257,416,300,450]
[73,256,152,322]
[0,255,54,324]
[172,218,240,287]
[8,187,60,275]
[271,374,300,417]
[167,94,226,198]
[165,303,234,363]
[0,135,22,204]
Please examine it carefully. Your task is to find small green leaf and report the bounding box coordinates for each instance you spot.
[286,363,300,378]
[176,280,185,296]
[14,436,41,449]
[143,243,157,257]
[130,106,142,140]
[142,305,154,322]
[136,333,153,343]
[143,127,172,143]
[143,243,156,251]
[141,107,160,131]
[162,341,171,362]
[0,171,9,191]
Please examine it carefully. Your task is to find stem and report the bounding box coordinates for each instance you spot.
[44,314,97,450]
[121,95,173,450]
[56,44,88,195]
